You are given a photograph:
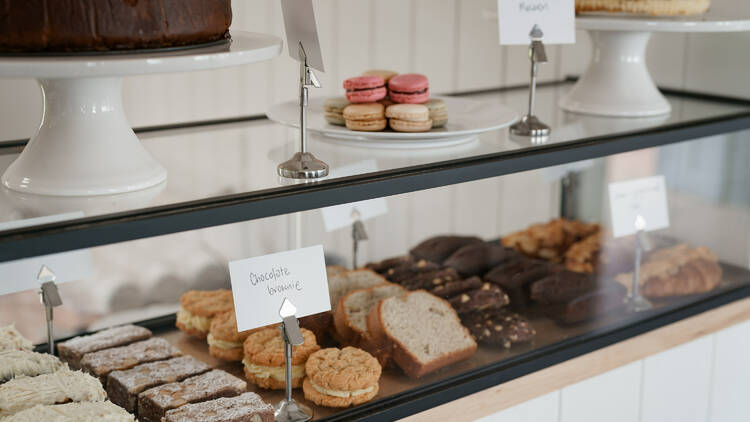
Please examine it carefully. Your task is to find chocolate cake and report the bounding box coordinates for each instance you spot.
[0,0,232,52]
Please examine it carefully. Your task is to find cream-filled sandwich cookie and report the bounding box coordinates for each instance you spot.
[386,104,432,133]
[303,347,381,407]
[208,311,276,361]
[176,289,233,339]
[242,327,319,390]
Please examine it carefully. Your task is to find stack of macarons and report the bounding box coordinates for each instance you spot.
[326,69,448,133]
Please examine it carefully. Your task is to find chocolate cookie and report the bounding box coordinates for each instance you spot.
[448,283,509,314]
[431,276,483,299]
[461,308,535,348]
[443,243,518,277]
[400,268,461,291]
[529,270,598,305]
[409,235,483,263]
[384,259,441,284]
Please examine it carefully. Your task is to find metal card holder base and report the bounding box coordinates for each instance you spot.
[625,224,654,312]
[510,25,551,140]
[278,42,329,180]
[275,299,313,422]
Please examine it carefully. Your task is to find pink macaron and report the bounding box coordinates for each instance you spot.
[388,73,430,104]
[343,75,387,103]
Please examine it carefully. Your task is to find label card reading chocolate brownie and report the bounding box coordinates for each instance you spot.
[229,245,331,331]
[497,0,575,45]
[609,175,670,238]
[0,212,93,295]
[281,0,325,72]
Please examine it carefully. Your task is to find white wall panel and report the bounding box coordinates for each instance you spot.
[641,336,714,422]
[646,33,687,90]
[710,318,750,422]
[455,0,504,91]
[413,0,458,93]
[560,360,642,422]
[371,0,414,74]
[476,391,560,422]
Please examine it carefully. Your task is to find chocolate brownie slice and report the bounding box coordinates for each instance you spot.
[484,257,554,308]
[107,356,210,413]
[461,308,536,348]
[57,324,152,370]
[401,268,461,291]
[80,337,181,386]
[409,235,483,263]
[529,270,598,304]
[449,283,509,314]
[431,276,483,299]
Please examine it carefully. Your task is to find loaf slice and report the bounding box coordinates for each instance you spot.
[328,269,388,310]
[333,283,407,346]
[367,290,477,378]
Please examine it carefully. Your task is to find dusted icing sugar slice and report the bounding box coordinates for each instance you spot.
[163,392,274,422]
[80,337,181,385]
[58,324,152,369]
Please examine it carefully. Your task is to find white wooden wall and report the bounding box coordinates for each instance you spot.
[476,318,750,422]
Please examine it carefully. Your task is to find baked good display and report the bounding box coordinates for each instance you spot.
[388,74,430,104]
[425,98,448,128]
[137,369,247,422]
[57,324,152,369]
[448,282,510,315]
[615,244,722,298]
[443,243,518,277]
[409,235,483,263]
[324,97,350,126]
[2,401,134,421]
[0,324,33,351]
[106,356,210,413]
[162,392,274,422]
[334,283,407,346]
[367,290,477,378]
[502,219,600,262]
[0,350,66,383]
[575,0,710,16]
[176,289,234,339]
[242,327,320,390]
[0,0,232,52]
[79,337,182,385]
[461,308,536,348]
[328,269,389,310]
[343,76,387,103]
[0,369,106,417]
[208,311,261,361]
[386,104,433,133]
[343,103,387,132]
[303,347,382,407]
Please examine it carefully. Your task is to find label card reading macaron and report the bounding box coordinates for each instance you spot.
[608,175,670,238]
[497,0,575,45]
[229,245,331,331]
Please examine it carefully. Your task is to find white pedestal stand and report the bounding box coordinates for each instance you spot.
[559,15,750,117]
[0,32,282,196]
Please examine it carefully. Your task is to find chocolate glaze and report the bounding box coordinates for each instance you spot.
[0,0,232,52]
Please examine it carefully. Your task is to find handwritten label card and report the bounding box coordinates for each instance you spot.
[608,175,670,238]
[0,212,93,295]
[229,245,330,331]
[497,0,575,45]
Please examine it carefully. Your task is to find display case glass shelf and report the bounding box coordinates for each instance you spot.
[2,81,749,262]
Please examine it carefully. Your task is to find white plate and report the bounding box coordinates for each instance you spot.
[266,96,518,149]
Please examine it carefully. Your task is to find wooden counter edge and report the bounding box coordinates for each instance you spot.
[401,296,750,422]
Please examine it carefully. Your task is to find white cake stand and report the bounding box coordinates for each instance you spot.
[559,15,750,117]
[0,31,282,196]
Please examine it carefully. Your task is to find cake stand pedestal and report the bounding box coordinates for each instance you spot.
[0,32,282,196]
[559,15,750,117]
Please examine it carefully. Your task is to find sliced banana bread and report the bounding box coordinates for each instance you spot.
[328,269,388,310]
[366,290,477,378]
[333,283,407,346]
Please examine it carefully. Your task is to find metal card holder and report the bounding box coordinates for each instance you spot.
[351,208,368,269]
[626,215,654,312]
[510,24,551,139]
[275,298,313,422]
[37,265,62,355]
[277,42,329,180]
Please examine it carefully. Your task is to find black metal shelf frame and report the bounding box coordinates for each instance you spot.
[2,82,750,262]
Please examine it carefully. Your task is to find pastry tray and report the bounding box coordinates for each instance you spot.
[42,263,750,421]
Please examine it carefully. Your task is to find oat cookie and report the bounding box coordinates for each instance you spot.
[208,311,271,361]
[176,290,234,338]
[303,347,381,407]
[242,327,319,390]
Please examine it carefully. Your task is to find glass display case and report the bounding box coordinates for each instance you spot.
[1,81,750,421]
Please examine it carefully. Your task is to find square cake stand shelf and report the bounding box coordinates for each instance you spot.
[560,15,750,117]
[0,31,282,196]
